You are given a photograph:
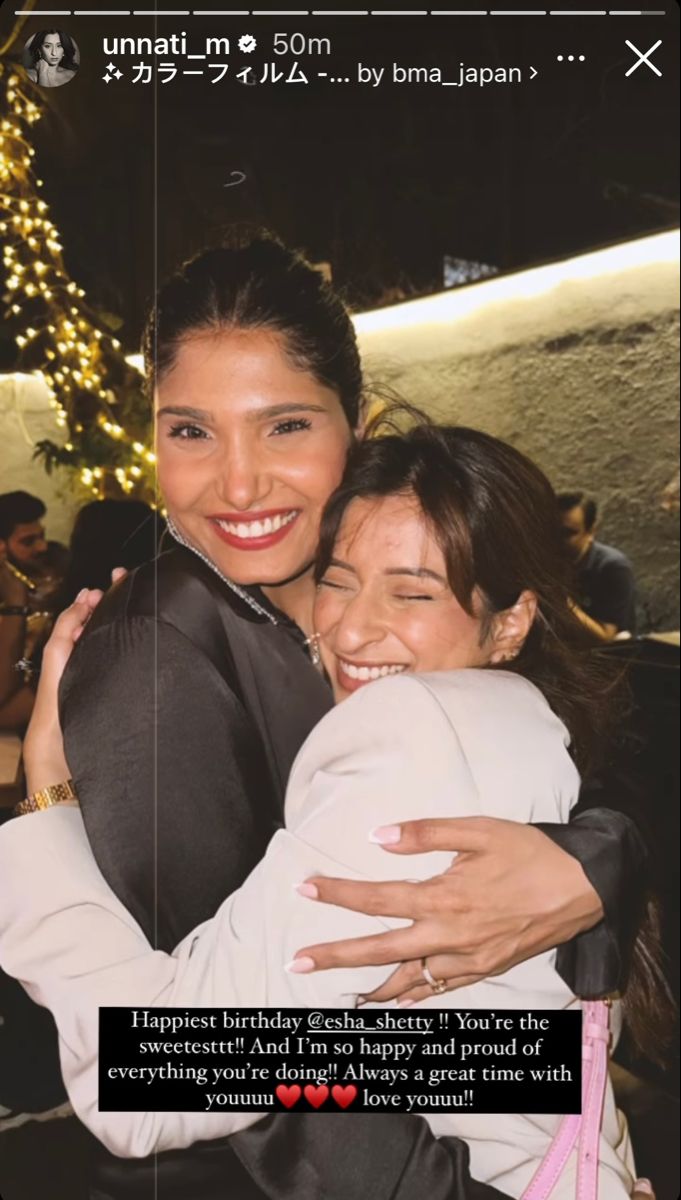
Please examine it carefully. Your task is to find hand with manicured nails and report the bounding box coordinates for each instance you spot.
[22,569,126,796]
[292,816,603,1002]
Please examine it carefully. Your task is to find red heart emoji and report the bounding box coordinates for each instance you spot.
[275,1084,302,1109]
[303,1084,329,1109]
[331,1084,357,1109]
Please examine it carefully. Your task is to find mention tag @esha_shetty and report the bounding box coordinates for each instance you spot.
[99,1007,581,1115]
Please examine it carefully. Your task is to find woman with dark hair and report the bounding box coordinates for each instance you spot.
[0,236,653,1200]
[55,500,163,612]
[25,30,79,87]
[2,422,660,1198]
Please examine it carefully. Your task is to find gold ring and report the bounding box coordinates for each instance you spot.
[421,958,447,995]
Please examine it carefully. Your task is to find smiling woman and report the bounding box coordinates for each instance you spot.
[154,329,352,595]
[0,233,659,1200]
[2,423,642,1200]
[314,491,495,698]
[6,232,496,1200]
[23,29,79,88]
[312,423,621,775]
[147,236,361,610]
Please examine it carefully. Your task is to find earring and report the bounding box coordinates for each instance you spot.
[492,650,515,664]
[304,632,322,668]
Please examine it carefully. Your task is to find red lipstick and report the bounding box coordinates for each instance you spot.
[208,508,300,552]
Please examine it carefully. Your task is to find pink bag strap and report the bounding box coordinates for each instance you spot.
[521,1000,611,1200]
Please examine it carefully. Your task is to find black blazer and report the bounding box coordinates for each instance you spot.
[59,545,647,1200]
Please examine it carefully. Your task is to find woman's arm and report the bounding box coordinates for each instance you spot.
[0,562,29,704]
[0,674,457,1156]
[0,671,576,1158]
[59,607,277,951]
[289,778,649,1003]
[0,805,267,1155]
[543,745,651,995]
[5,597,523,1198]
[0,807,513,1200]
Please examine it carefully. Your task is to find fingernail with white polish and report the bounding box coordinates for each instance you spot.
[295,883,319,900]
[369,825,401,845]
[634,1181,654,1196]
[285,956,316,974]
[76,588,88,602]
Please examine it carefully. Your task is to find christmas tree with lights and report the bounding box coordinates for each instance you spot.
[1,31,155,501]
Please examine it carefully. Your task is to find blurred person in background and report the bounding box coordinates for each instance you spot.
[53,500,163,614]
[0,494,70,1121]
[0,491,49,583]
[558,490,637,642]
[0,498,160,1124]
[0,492,58,731]
[0,496,160,730]
[0,490,65,608]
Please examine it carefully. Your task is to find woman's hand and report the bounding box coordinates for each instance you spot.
[35,59,58,87]
[23,589,104,794]
[291,817,604,996]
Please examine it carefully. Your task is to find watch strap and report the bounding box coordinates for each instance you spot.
[14,779,79,817]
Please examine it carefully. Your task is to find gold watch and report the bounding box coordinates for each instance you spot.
[14,779,79,817]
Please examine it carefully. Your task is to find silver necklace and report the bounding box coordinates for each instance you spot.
[165,516,278,626]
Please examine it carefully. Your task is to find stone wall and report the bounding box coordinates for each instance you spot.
[356,245,680,631]
[2,239,679,629]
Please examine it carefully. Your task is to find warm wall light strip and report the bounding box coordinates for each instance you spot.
[353,229,680,337]
[125,229,679,373]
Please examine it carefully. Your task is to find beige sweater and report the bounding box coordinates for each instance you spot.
[0,670,634,1197]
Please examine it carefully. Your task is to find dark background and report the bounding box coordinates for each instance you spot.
[1,9,678,349]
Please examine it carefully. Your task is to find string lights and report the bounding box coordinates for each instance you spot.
[0,59,154,500]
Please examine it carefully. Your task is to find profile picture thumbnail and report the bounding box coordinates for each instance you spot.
[23,29,80,88]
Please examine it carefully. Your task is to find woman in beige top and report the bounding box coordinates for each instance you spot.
[0,424,639,1198]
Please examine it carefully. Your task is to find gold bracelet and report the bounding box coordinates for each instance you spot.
[14,779,79,817]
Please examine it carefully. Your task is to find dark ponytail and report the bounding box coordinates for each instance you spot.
[144,232,363,427]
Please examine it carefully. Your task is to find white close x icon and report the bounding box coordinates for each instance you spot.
[625,39,662,78]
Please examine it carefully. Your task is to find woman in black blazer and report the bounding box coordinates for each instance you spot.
[13,235,650,1200]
